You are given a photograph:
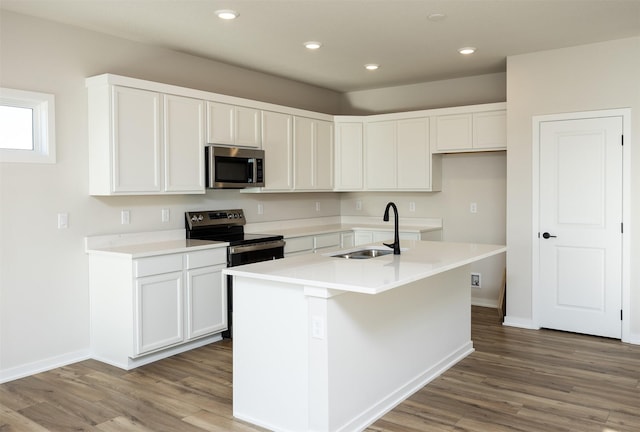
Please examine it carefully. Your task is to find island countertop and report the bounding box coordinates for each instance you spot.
[223,240,506,295]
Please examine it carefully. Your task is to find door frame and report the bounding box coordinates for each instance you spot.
[531,108,631,342]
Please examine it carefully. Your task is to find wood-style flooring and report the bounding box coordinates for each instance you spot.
[1,306,639,431]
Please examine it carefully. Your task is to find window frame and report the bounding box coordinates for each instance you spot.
[0,87,56,163]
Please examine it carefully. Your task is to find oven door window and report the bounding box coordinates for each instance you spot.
[229,247,284,267]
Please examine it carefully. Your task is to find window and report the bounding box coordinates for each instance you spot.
[0,87,55,163]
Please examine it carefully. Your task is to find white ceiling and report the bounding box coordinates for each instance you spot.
[2,0,639,92]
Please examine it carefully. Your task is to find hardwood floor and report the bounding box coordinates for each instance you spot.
[1,306,638,431]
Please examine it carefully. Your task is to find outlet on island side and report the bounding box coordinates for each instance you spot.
[471,273,481,288]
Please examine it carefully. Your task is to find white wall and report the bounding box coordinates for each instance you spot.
[506,37,640,341]
[340,152,507,307]
[341,73,506,115]
[0,11,344,381]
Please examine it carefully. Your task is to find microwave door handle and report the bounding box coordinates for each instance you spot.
[249,158,256,183]
[207,147,215,188]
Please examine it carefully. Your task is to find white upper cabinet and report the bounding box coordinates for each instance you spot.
[366,121,397,189]
[262,110,293,191]
[206,102,261,148]
[433,108,506,153]
[87,80,205,195]
[397,118,432,189]
[334,119,364,191]
[365,117,436,191]
[294,117,334,191]
[163,94,206,193]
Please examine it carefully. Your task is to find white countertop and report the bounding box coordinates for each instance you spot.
[224,240,506,295]
[86,238,227,258]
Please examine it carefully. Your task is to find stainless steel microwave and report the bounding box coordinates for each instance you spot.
[205,146,265,189]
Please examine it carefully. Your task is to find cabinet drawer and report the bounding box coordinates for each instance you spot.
[135,254,183,277]
[285,236,314,254]
[186,248,227,269]
[314,233,341,249]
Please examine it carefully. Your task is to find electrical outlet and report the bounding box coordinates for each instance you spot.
[257,203,264,215]
[409,202,416,212]
[57,212,68,229]
[356,200,362,211]
[315,201,321,212]
[121,209,130,225]
[471,273,481,288]
[470,202,478,213]
[161,208,170,222]
[312,316,325,339]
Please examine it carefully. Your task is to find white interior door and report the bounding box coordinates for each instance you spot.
[539,116,622,339]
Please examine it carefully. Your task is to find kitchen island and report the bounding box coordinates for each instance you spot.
[224,240,506,432]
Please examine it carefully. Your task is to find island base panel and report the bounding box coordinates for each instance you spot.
[233,265,473,432]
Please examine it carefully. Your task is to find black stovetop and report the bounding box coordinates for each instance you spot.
[185,209,283,246]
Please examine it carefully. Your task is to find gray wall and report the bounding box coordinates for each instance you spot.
[0,10,507,380]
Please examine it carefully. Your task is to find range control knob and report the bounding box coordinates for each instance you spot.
[190,215,198,222]
[197,214,204,221]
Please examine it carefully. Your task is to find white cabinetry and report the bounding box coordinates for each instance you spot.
[206,102,261,148]
[87,81,205,195]
[433,109,506,152]
[294,117,334,191]
[262,111,293,191]
[284,232,346,256]
[90,247,227,369]
[334,119,364,191]
[185,252,227,339]
[353,229,441,246]
[365,117,438,191]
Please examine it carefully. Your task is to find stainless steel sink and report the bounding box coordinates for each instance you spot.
[329,248,393,259]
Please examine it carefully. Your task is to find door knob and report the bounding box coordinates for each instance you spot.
[542,232,557,239]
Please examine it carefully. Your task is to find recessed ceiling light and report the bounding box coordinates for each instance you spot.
[304,41,322,50]
[458,47,476,55]
[427,13,447,22]
[215,9,239,20]
[365,64,379,71]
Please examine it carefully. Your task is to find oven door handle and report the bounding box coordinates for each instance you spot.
[228,240,286,255]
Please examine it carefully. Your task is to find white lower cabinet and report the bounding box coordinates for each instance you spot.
[186,263,227,339]
[284,229,438,256]
[90,247,227,369]
[354,230,437,246]
[134,270,184,356]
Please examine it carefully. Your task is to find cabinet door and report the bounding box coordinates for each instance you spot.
[341,232,355,249]
[366,121,396,189]
[397,118,430,189]
[206,102,235,145]
[262,111,293,190]
[335,122,363,190]
[293,117,315,190]
[112,86,162,193]
[435,114,472,151]
[235,106,262,148]
[134,271,183,356]
[473,110,506,150]
[315,120,334,190]
[164,95,205,193]
[354,231,374,246]
[186,264,227,339]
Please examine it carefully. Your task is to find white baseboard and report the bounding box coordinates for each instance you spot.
[471,298,498,308]
[0,349,91,384]
[503,315,539,330]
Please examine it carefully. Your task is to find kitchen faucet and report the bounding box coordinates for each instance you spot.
[383,202,401,255]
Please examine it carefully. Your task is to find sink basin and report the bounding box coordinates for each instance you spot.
[329,247,393,259]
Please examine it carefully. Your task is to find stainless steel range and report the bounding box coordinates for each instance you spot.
[185,209,285,338]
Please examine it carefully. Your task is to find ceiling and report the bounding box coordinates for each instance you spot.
[2,0,639,93]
